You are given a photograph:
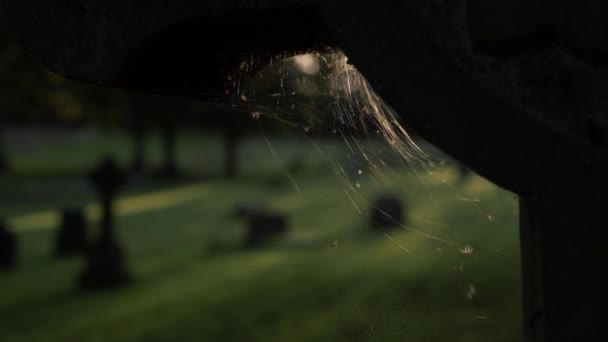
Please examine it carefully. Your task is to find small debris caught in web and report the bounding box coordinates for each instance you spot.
[459,245,474,254]
[467,284,477,300]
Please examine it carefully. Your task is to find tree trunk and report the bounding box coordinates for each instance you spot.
[130,124,146,174]
[161,124,178,178]
[224,126,239,179]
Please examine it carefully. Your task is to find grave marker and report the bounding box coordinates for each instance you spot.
[0,220,17,270]
[236,203,288,247]
[80,158,130,290]
[370,196,405,231]
[55,208,88,257]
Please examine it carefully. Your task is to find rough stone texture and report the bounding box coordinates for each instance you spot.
[412,0,608,158]
[0,0,329,99]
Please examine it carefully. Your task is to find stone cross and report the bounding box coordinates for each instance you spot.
[80,157,130,290]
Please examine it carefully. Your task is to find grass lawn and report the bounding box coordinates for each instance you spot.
[0,129,521,341]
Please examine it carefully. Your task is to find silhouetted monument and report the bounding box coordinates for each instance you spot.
[0,220,17,269]
[55,208,88,257]
[246,213,287,247]
[80,158,130,290]
[236,203,287,247]
[370,196,405,231]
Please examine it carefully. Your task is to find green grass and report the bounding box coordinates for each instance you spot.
[0,130,521,341]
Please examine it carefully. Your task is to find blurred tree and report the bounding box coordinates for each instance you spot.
[127,101,147,174]
[182,102,246,179]
[132,94,189,178]
[130,93,259,180]
[0,16,130,174]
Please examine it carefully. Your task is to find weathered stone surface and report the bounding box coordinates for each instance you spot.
[467,0,549,52]
[554,0,608,62]
[0,1,330,99]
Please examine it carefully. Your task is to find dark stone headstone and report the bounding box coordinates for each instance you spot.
[55,208,88,257]
[80,240,130,290]
[370,196,405,231]
[80,158,130,290]
[246,213,287,247]
[236,203,287,247]
[0,220,17,270]
[234,202,268,219]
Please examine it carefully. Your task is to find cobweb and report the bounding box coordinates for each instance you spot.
[226,48,434,193]
[210,48,519,340]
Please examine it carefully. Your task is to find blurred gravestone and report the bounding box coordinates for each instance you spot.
[246,213,287,247]
[0,220,17,269]
[370,196,405,231]
[80,158,130,290]
[236,203,287,247]
[55,208,88,257]
[234,202,267,219]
